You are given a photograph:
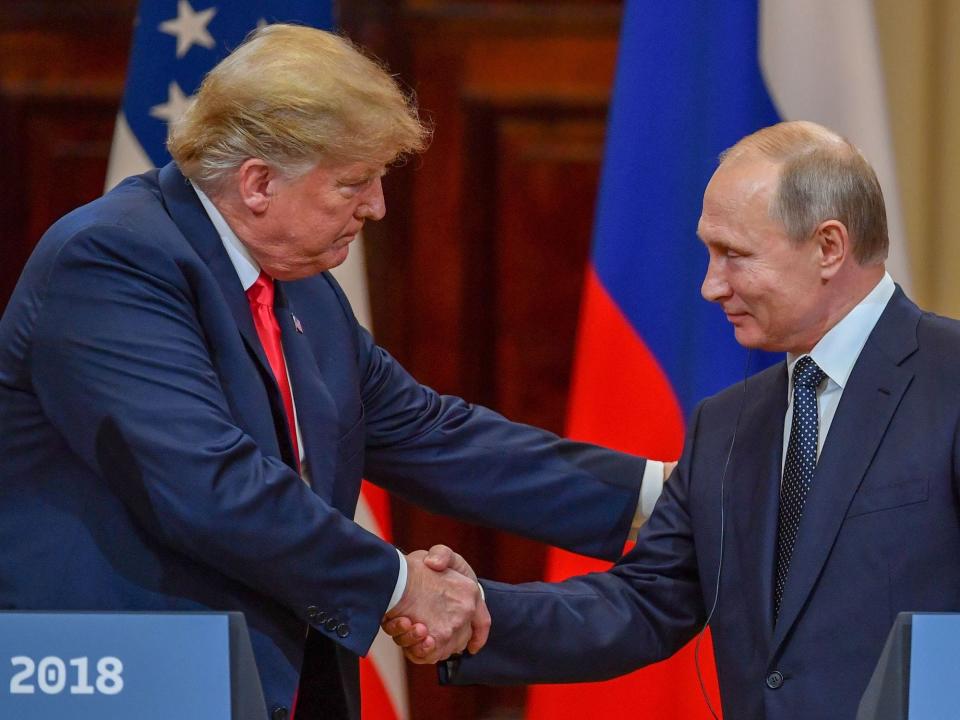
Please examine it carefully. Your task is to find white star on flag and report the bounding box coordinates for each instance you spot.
[159,0,217,58]
[149,81,192,123]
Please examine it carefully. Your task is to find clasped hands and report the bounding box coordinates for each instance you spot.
[381,545,489,664]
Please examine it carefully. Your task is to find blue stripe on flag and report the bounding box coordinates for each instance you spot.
[592,0,783,415]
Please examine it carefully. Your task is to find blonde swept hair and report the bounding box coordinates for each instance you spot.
[720,120,888,265]
[168,24,430,191]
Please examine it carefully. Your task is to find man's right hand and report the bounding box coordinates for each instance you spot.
[382,548,489,664]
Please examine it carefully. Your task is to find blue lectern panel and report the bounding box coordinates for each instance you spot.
[0,613,230,720]
[908,614,960,718]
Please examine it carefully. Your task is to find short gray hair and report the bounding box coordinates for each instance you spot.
[720,120,888,264]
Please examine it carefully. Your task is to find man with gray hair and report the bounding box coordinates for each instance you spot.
[428,120,960,719]
[0,24,670,720]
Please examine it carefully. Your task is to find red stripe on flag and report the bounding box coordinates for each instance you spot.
[528,267,722,719]
[360,655,400,720]
[566,267,685,460]
[361,480,393,539]
[545,266,685,580]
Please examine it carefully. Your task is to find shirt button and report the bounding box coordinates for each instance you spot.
[336,623,351,638]
[766,671,784,689]
[271,705,289,720]
[306,606,319,621]
[324,617,339,632]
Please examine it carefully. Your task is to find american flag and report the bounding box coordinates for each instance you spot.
[107,0,333,186]
[105,3,407,719]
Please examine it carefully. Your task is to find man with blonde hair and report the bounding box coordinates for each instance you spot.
[433,120,960,719]
[0,24,669,720]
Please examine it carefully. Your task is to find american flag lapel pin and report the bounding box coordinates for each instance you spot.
[292,314,304,334]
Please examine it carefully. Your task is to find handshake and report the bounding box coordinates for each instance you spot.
[381,545,489,664]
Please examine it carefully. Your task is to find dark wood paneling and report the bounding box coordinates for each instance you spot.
[486,109,607,433]
[343,3,620,718]
[0,9,132,307]
[0,0,137,31]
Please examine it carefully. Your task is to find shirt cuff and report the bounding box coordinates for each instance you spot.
[386,548,407,613]
[629,460,665,541]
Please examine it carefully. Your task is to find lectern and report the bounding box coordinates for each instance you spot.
[0,611,266,719]
[858,612,960,719]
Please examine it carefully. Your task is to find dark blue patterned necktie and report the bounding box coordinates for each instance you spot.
[775,355,826,618]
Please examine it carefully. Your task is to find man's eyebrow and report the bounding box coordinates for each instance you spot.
[339,167,388,185]
[695,227,716,245]
[698,235,737,252]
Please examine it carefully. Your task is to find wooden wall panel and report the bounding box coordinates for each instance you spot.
[0,3,133,307]
[343,3,621,717]
[492,114,606,433]
[20,95,118,243]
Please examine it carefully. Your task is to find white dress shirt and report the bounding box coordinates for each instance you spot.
[782,273,896,470]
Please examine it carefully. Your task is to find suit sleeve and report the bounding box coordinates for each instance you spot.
[446,402,708,685]
[29,224,397,656]
[350,316,646,561]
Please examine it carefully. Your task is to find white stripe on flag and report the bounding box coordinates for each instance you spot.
[329,235,373,331]
[104,112,153,192]
[760,0,911,290]
[354,493,410,720]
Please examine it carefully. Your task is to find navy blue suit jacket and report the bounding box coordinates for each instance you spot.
[0,163,644,718]
[452,288,960,719]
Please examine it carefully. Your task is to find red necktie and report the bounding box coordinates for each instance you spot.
[246,271,301,471]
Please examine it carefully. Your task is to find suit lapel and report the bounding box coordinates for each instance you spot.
[157,163,298,468]
[727,363,788,640]
[157,163,274,377]
[771,288,920,655]
[274,282,341,497]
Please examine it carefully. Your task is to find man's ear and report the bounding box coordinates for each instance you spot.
[235,158,276,214]
[815,219,849,280]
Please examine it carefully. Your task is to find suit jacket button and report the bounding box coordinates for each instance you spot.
[306,605,319,621]
[766,671,784,689]
[336,622,350,638]
[271,705,289,720]
[324,617,339,632]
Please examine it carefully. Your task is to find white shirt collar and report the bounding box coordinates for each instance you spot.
[786,272,896,391]
[192,183,262,291]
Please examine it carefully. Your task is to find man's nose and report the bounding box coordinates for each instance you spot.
[701,259,730,303]
[358,176,386,221]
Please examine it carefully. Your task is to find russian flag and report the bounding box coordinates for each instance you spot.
[528,1,907,718]
[106,4,407,719]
